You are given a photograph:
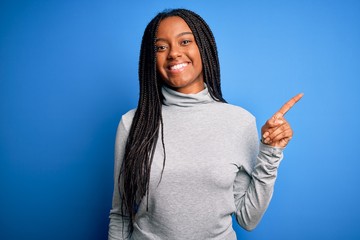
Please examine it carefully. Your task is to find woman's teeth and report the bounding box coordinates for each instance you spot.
[169,63,188,70]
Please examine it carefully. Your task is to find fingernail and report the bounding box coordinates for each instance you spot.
[263,132,269,138]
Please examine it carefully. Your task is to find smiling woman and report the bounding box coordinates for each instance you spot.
[108,8,302,240]
[155,16,204,94]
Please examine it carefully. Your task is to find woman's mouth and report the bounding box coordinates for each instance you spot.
[168,62,189,72]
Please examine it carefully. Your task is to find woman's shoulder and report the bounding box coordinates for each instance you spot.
[122,108,136,119]
[214,102,255,123]
[119,108,137,130]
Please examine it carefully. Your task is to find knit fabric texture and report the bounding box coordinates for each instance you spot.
[108,85,284,240]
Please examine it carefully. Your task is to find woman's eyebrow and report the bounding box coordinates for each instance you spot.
[155,32,193,42]
[177,31,193,37]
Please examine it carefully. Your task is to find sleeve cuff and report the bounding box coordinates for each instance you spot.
[258,142,284,165]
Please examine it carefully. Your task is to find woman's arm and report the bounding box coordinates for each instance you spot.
[233,93,303,230]
[108,119,130,240]
[233,120,283,231]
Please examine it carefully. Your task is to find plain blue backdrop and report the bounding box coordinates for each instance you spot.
[1,0,360,239]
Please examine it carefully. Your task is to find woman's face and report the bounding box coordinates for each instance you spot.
[155,16,204,94]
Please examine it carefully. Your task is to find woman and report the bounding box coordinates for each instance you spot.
[108,8,302,240]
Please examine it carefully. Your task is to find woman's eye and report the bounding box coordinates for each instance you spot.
[181,40,191,45]
[156,45,167,52]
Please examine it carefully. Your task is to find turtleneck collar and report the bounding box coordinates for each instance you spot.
[161,84,215,107]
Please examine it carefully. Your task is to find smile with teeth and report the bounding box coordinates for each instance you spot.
[168,62,189,71]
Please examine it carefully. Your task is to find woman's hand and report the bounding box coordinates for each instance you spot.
[261,93,303,148]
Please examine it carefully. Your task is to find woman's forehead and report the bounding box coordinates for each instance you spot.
[156,16,192,38]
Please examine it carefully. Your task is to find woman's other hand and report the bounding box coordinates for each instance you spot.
[261,93,304,148]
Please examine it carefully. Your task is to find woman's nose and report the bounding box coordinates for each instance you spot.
[167,45,182,60]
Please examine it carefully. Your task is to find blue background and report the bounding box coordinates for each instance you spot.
[1,0,360,239]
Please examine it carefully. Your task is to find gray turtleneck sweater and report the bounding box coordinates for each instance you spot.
[108,85,284,240]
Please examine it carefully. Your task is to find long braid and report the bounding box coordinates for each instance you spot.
[120,14,163,236]
[119,9,225,237]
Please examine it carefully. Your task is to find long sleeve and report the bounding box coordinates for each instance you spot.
[233,119,284,231]
[108,118,130,240]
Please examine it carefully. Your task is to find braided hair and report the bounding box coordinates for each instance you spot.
[120,8,226,236]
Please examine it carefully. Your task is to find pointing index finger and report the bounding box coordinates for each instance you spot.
[275,93,304,118]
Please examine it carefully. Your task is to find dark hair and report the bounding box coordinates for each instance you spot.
[119,8,226,236]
